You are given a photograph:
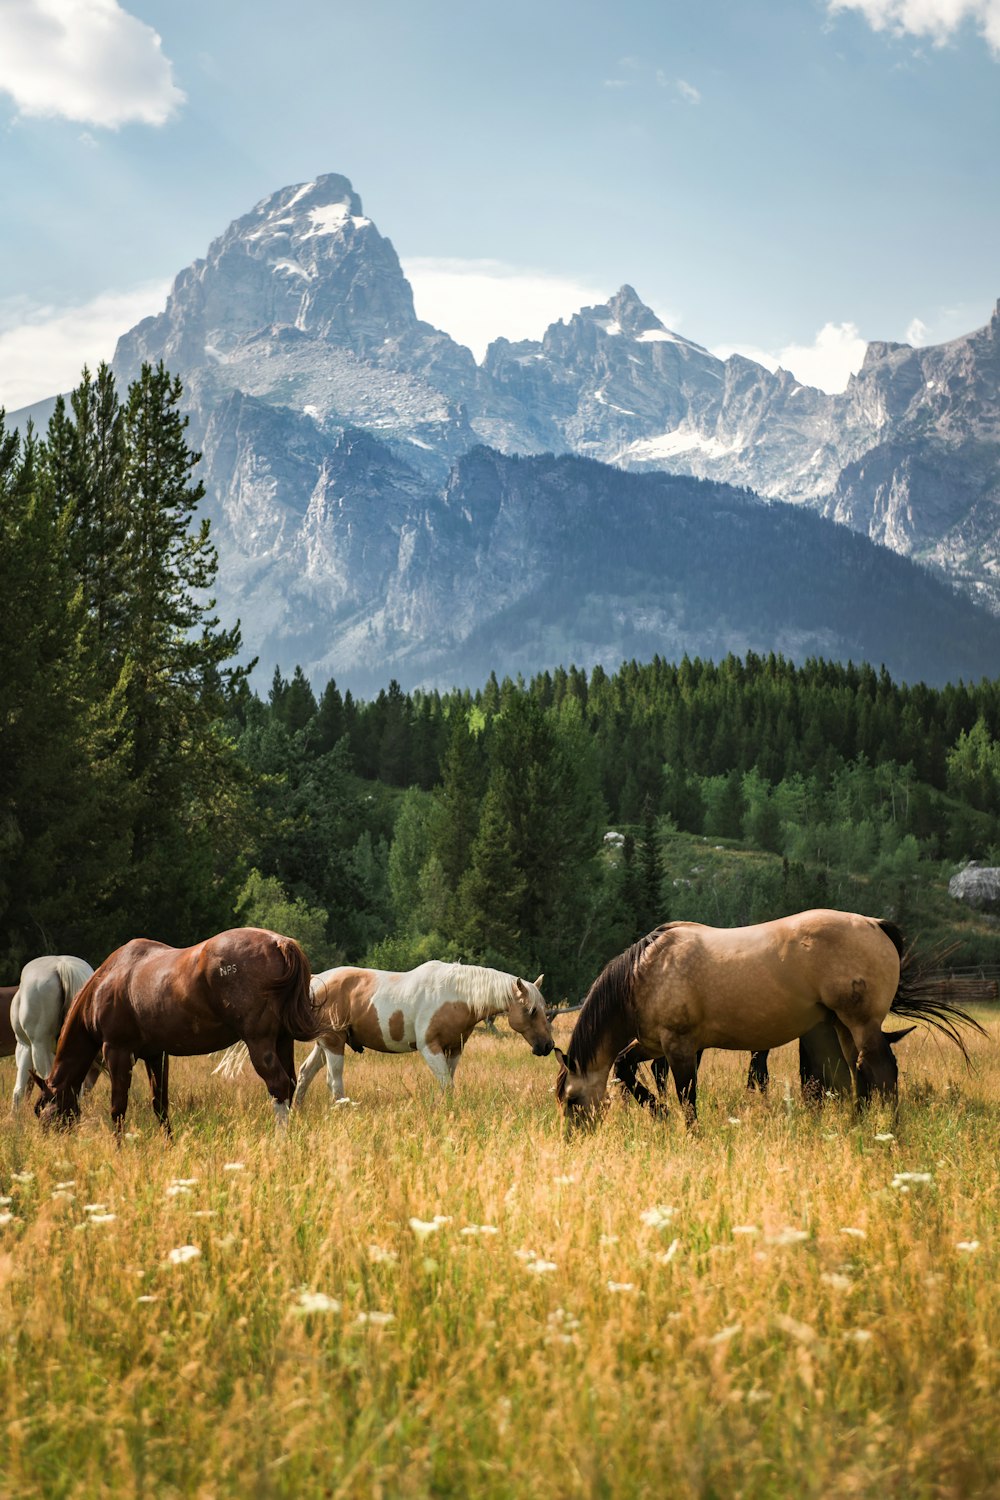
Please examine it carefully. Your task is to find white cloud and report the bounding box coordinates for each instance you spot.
[905,315,929,344]
[0,281,169,411]
[401,259,608,361]
[828,0,1000,56]
[0,0,184,128]
[675,78,702,103]
[713,322,869,393]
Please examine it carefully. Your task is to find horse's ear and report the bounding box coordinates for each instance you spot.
[533,974,544,990]
[884,1025,916,1048]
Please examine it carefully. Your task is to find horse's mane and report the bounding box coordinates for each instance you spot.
[404,961,530,1019]
[564,925,674,1078]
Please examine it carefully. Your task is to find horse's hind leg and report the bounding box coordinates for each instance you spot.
[747,1051,770,1093]
[12,1041,32,1111]
[244,1035,295,1127]
[143,1053,171,1134]
[664,1041,699,1124]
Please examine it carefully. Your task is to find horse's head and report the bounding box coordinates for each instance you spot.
[553,1047,607,1132]
[507,975,553,1057]
[30,1070,80,1127]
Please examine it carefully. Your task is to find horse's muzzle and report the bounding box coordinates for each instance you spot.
[534,1040,555,1057]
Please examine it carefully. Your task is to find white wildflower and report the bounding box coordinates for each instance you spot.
[526,1259,558,1274]
[409,1217,444,1237]
[191,1210,216,1219]
[11,1172,34,1183]
[54,1180,75,1189]
[766,1227,809,1246]
[51,1190,75,1202]
[891,1172,932,1190]
[0,1212,16,1227]
[87,1213,116,1225]
[821,1272,853,1292]
[956,1240,980,1253]
[368,1243,399,1263]
[460,1225,499,1237]
[513,1248,538,1262]
[732,1225,759,1236]
[0,1196,11,1206]
[840,1227,866,1239]
[726,1116,741,1126]
[774,1313,818,1344]
[607,1280,635,1293]
[845,1328,873,1344]
[639,1205,676,1230]
[656,1239,680,1264]
[166,1244,201,1266]
[553,1174,577,1185]
[83,1203,108,1214]
[355,1310,394,1326]
[874,1133,895,1142]
[136,1295,158,1304]
[222,1162,244,1172]
[170,1178,198,1187]
[599,1234,619,1246]
[293,1290,340,1314]
[166,1184,192,1197]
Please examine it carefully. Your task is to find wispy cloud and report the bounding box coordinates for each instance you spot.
[0,281,170,411]
[675,78,702,104]
[713,322,869,393]
[0,0,185,128]
[401,258,606,361]
[828,0,1000,57]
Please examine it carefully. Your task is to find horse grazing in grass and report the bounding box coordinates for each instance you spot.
[11,956,98,1111]
[33,928,320,1133]
[555,911,984,1127]
[216,961,552,1103]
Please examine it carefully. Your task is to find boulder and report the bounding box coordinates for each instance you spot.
[948,861,1000,912]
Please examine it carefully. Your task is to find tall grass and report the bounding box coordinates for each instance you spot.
[1,1017,997,1498]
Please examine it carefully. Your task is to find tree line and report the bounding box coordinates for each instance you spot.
[3,365,1000,991]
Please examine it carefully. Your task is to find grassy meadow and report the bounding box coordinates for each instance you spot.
[1,1015,998,1500]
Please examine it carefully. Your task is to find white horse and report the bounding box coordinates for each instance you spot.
[215,960,552,1104]
[11,955,96,1111]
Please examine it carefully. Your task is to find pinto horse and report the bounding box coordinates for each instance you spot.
[216,960,553,1104]
[555,910,984,1127]
[33,928,320,1132]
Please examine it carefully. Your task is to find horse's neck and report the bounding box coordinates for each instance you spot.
[51,1009,99,1091]
[450,969,510,1021]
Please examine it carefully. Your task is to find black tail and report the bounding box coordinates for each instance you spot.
[885,924,988,1063]
[271,936,322,1042]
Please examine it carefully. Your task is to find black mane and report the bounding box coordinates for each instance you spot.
[565,925,672,1077]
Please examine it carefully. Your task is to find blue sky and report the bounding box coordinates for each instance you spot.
[1,0,998,408]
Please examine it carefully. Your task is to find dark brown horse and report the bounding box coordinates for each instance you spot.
[33,928,320,1132]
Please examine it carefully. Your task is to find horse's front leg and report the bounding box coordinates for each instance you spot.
[104,1046,134,1135]
[143,1053,171,1134]
[418,1043,455,1091]
[613,1044,665,1113]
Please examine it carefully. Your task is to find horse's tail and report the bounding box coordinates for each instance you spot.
[270,934,322,1042]
[886,925,988,1063]
[212,1041,249,1078]
[52,956,94,1021]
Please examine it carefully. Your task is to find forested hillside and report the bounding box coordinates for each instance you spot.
[3,368,1000,990]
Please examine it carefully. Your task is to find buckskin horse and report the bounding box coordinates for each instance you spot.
[33,928,320,1132]
[216,960,552,1104]
[555,910,984,1127]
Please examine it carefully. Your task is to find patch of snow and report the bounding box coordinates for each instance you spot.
[303,204,371,237]
[409,437,434,450]
[303,404,320,419]
[286,181,316,209]
[593,318,622,336]
[247,217,295,240]
[272,259,313,279]
[626,428,737,462]
[594,387,638,416]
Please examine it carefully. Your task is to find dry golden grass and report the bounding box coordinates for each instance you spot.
[1,1015,998,1499]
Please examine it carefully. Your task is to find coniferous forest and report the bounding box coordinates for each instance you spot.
[3,366,1000,992]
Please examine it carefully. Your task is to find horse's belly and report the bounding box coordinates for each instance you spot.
[369,995,417,1052]
[698,997,827,1052]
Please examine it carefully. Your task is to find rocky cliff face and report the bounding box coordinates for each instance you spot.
[48,171,986,684]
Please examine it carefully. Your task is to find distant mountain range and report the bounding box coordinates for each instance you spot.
[10,172,1000,689]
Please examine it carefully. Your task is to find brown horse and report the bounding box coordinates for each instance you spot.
[33,928,320,1132]
[555,910,984,1127]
